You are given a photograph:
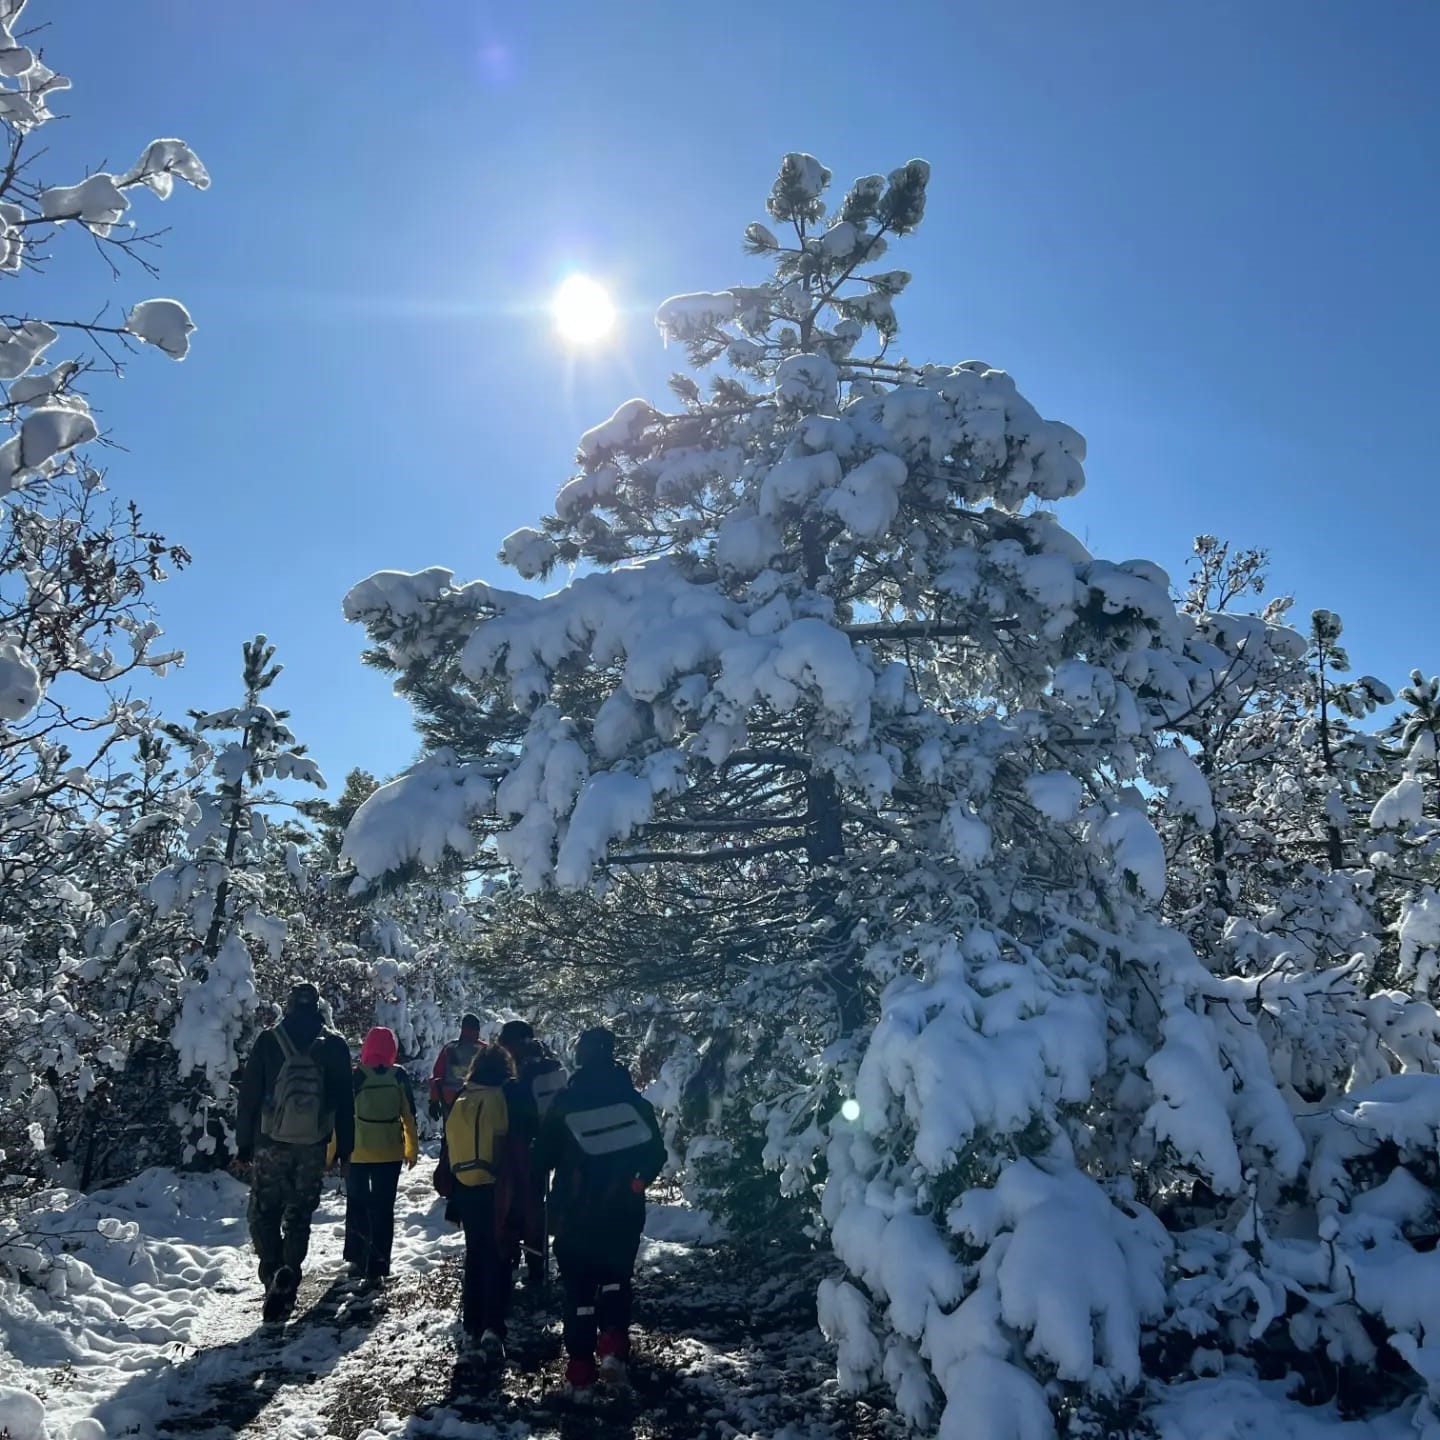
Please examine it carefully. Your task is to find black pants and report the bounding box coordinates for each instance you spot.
[556,1237,640,1359]
[454,1185,509,1337]
[247,1141,327,1287]
[344,1161,403,1277]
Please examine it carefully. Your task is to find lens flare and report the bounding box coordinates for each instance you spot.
[840,1098,862,1122]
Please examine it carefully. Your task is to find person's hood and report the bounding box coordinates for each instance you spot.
[360,1027,398,1067]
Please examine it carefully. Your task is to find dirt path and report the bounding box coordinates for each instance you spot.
[119,1165,902,1440]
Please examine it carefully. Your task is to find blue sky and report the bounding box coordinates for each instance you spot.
[32,0,1440,784]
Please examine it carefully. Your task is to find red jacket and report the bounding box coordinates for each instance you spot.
[429,1035,482,1109]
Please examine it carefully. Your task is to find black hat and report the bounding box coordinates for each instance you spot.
[575,1026,616,1068]
[287,981,320,1010]
[498,1019,534,1049]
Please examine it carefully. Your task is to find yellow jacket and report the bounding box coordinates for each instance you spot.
[330,1065,418,1166]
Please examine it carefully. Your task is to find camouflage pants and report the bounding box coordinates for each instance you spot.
[247,1141,328,1286]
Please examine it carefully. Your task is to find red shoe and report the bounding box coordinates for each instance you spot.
[597,1328,630,1383]
[566,1354,599,1389]
[557,1353,597,1405]
[597,1329,630,1363]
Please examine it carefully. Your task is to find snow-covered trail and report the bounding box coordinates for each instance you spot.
[1,1161,900,1440]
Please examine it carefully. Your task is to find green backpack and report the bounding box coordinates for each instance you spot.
[262,1027,331,1145]
[354,1066,403,1152]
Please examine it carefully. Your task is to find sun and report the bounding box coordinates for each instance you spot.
[552,274,616,345]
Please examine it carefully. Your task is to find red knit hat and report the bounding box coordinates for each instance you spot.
[359,1026,398,1067]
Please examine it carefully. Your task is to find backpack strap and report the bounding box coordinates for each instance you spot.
[273,1026,298,1061]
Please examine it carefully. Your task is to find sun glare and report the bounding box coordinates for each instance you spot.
[553,274,616,345]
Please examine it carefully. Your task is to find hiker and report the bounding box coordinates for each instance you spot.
[492,1024,533,1259]
[340,1026,419,1285]
[234,980,354,1321]
[505,1034,567,1289]
[534,1027,666,1402]
[496,1020,569,1123]
[525,1040,568,1124]
[444,1044,513,1360]
[495,1019,537,1107]
[429,1012,483,1120]
[498,1035,541,1293]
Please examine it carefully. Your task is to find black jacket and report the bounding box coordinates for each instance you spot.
[235,1012,355,1161]
[534,1061,665,1257]
[505,1054,566,1145]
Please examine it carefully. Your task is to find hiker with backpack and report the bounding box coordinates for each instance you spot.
[501,1032,567,1291]
[429,1012,484,1120]
[442,1044,514,1361]
[339,1026,419,1285]
[523,1041,568,1123]
[534,1027,666,1402]
[496,1021,568,1126]
[498,1033,541,1296]
[233,981,354,1321]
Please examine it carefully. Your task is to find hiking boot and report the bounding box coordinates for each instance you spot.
[261,1266,297,1324]
[553,1353,597,1403]
[597,1329,630,1385]
[544,1381,595,1408]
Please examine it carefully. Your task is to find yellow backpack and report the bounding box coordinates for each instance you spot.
[446,1086,508,1187]
[353,1066,404,1154]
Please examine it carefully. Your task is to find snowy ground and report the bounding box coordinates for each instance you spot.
[0,1159,902,1440]
[2,1160,1424,1440]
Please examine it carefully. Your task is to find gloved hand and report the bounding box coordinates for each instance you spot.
[428,1099,442,1122]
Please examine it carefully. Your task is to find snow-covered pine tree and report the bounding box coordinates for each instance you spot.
[1160,537,1299,948]
[33,730,203,1186]
[1383,671,1440,823]
[146,636,325,1159]
[1152,547,1397,1100]
[297,765,488,1095]
[1367,669,1440,1000]
[1145,549,1440,1422]
[0,0,207,1193]
[345,153,1391,1434]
